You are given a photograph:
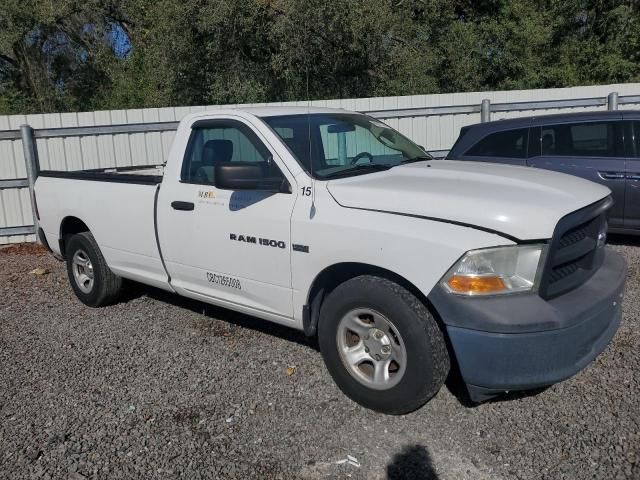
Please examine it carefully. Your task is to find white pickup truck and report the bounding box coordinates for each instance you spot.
[35,107,626,414]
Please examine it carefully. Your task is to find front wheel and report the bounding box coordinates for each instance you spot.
[318,275,450,414]
[65,232,122,307]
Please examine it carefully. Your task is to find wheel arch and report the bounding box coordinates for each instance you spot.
[303,262,441,338]
[59,216,91,259]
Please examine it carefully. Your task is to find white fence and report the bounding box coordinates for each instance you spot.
[1,82,639,244]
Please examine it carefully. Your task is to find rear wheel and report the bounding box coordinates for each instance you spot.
[65,232,122,307]
[318,275,450,414]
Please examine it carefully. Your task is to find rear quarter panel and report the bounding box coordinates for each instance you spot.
[35,177,170,290]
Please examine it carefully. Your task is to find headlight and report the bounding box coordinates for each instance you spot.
[442,244,546,296]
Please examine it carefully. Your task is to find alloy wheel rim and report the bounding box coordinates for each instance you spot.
[336,308,407,390]
[72,249,94,294]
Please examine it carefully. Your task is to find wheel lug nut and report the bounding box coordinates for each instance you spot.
[382,346,390,354]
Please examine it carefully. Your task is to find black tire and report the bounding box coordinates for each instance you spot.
[65,232,122,307]
[318,275,450,414]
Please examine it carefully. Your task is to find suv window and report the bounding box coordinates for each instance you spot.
[539,121,622,157]
[181,120,281,185]
[466,128,528,158]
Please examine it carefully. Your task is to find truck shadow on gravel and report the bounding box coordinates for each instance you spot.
[119,281,549,408]
[386,444,439,479]
[119,281,317,350]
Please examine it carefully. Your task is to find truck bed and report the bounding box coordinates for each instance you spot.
[35,169,170,291]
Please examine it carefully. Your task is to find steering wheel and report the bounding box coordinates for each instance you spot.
[350,151,374,165]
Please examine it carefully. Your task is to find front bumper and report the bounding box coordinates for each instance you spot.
[428,248,626,402]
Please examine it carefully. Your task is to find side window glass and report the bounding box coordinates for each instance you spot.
[273,127,294,139]
[540,121,622,158]
[569,122,619,157]
[466,128,528,158]
[274,126,309,163]
[541,126,559,155]
[182,122,280,185]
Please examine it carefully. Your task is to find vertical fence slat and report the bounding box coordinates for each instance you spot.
[94,110,117,167]
[142,109,162,166]
[125,109,146,166]
[61,112,82,171]
[109,110,132,168]
[77,111,99,170]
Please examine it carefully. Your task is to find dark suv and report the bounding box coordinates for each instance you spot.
[447,111,640,233]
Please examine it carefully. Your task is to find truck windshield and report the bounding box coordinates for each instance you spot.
[263,113,430,179]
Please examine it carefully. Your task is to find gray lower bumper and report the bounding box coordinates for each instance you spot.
[429,248,626,401]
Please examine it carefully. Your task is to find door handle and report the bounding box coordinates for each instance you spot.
[171,201,195,211]
[598,171,625,180]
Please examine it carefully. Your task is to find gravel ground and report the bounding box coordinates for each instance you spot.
[0,241,638,480]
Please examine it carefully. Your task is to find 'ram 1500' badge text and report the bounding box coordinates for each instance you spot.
[230,233,286,249]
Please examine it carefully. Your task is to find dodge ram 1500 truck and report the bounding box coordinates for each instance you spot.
[35,107,627,414]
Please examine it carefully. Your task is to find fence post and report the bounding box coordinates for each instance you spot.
[19,124,40,239]
[481,99,491,122]
[607,92,619,111]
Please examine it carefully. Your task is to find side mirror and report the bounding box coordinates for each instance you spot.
[214,164,289,193]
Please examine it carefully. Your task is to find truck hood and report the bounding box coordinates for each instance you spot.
[326,160,611,240]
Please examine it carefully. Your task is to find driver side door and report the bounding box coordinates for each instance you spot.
[158,118,297,319]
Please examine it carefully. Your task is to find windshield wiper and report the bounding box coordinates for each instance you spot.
[322,163,391,179]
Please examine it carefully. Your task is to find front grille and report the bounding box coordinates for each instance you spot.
[548,261,580,284]
[539,198,611,299]
[558,222,590,249]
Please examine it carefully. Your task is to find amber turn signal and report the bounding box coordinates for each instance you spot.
[446,275,506,294]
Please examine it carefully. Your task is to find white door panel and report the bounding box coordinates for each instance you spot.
[161,187,294,316]
[157,117,296,318]
[166,261,292,317]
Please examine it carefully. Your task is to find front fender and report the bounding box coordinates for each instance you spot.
[290,186,515,328]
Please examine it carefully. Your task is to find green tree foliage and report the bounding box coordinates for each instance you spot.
[0,0,638,114]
